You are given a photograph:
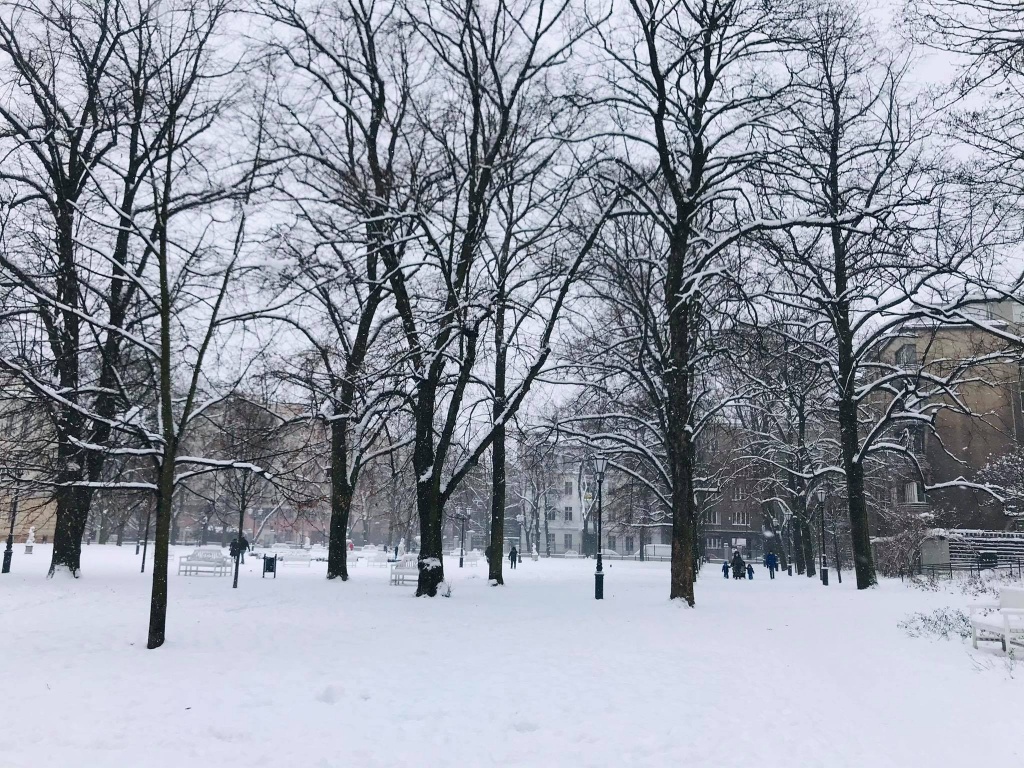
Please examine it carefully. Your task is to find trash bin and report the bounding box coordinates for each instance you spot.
[262,554,277,578]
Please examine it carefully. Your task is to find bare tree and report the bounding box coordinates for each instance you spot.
[384,0,612,596]
[256,0,421,581]
[0,0,167,576]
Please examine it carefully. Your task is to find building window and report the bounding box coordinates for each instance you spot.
[564,533,573,550]
[625,536,634,553]
[734,510,750,526]
[904,482,923,504]
[707,537,721,550]
[546,533,555,549]
[706,509,720,526]
[564,481,573,496]
[546,508,557,521]
[907,425,925,453]
[564,506,573,521]
[730,485,743,502]
[607,535,617,552]
[895,344,918,366]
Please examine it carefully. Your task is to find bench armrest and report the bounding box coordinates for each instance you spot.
[969,603,999,615]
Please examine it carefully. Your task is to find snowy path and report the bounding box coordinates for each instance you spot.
[0,546,1020,767]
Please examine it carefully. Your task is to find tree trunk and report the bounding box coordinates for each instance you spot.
[791,516,806,574]
[488,292,508,585]
[147,463,174,648]
[327,419,352,580]
[802,517,816,578]
[49,485,89,576]
[415,484,445,596]
[488,425,505,584]
[844,446,875,588]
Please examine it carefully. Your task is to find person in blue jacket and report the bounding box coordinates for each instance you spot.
[722,560,730,579]
[746,562,754,580]
[765,551,779,579]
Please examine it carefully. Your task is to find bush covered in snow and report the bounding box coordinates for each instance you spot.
[898,608,971,641]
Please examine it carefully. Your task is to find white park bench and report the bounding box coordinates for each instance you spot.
[390,554,419,586]
[274,549,312,567]
[563,550,580,559]
[970,586,1024,652]
[465,551,480,567]
[367,551,389,567]
[178,547,231,576]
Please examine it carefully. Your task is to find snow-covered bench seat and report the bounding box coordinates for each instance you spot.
[390,555,419,586]
[178,548,231,576]
[274,549,312,567]
[970,586,1024,652]
[464,552,480,567]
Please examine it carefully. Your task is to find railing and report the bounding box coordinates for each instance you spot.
[907,558,1024,580]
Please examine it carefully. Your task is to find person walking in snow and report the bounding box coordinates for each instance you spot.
[730,550,745,579]
[746,562,754,580]
[509,546,518,569]
[722,560,730,579]
[238,534,249,564]
[765,551,778,579]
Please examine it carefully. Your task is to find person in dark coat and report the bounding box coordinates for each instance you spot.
[485,545,493,565]
[722,560,730,579]
[238,534,249,564]
[509,546,518,569]
[746,562,754,580]
[730,551,745,579]
[765,552,778,579]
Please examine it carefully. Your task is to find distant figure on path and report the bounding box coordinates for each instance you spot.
[731,551,745,579]
[765,552,778,580]
[722,560,730,579]
[509,546,518,569]
[485,545,493,565]
[238,535,249,564]
[746,562,754,580]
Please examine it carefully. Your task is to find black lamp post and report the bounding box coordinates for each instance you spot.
[459,513,467,568]
[817,487,829,586]
[594,454,608,600]
[3,467,23,574]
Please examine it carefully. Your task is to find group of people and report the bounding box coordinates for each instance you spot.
[722,550,780,580]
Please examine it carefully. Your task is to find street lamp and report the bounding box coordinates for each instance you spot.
[817,486,829,587]
[3,466,24,575]
[594,454,608,600]
[458,512,467,568]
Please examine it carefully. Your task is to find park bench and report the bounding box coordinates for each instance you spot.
[274,549,312,567]
[970,586,1024,652]
[563,550,579,559]
[464,551,480,567]
[367,551,389,567]
[178,547,231,576]
[390,554,419,586]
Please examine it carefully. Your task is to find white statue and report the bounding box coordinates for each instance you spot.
[398,538,406,557]
[26,527,35,545]
[532,544,539,562]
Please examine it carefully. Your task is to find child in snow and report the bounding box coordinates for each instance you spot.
[746,563,754,580]
[722,561,730,579]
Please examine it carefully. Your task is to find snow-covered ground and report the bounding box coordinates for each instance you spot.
[0,545,1020,767]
